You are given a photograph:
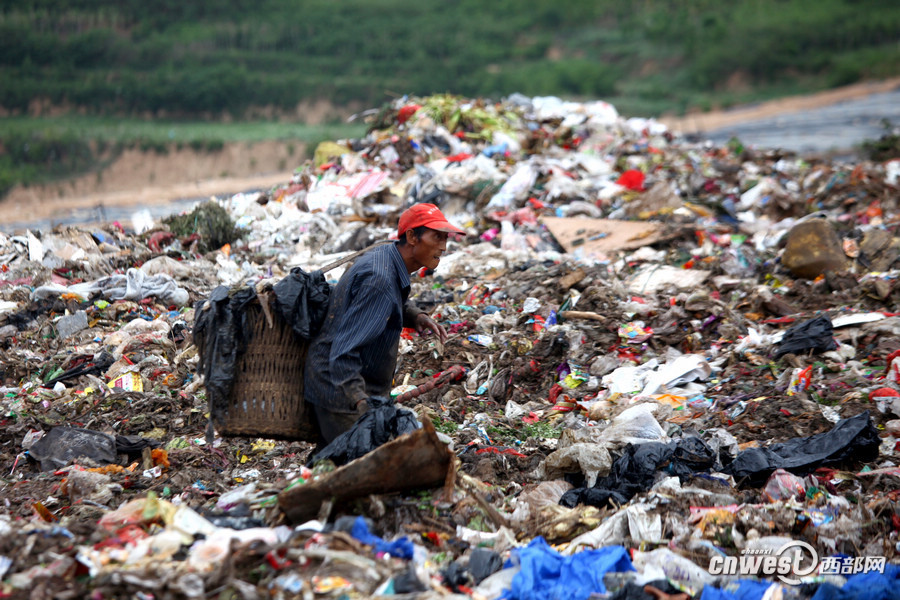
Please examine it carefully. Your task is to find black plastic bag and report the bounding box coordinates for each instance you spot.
[28,427,160,471]
[725,410,879,487]
[308,396,420,467]
[774,315,837,358]
[440,562,472,593]
[114,434,162,458]
[668,436,718,477]
[561,437,716,509]
[393,567,428,594]
[609,580,689,600]
[44,351,114,386]
[468,547,503,584]
[561,413,879,508]
[273,267,331,341]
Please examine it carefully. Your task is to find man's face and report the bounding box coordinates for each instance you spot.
[410,228,449,271]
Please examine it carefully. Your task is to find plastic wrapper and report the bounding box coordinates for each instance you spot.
[540,443,612,488]
[640,353,712,397]
[630,548,715,596]
[786,365,813,396]
[763,468,806,502]
[599,403,667,447]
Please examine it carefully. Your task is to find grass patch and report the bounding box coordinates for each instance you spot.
[0,115,365,145]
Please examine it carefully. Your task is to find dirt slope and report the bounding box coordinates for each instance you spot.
[0,140,302,226]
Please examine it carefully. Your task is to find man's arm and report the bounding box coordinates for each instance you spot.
[402,302,423,327]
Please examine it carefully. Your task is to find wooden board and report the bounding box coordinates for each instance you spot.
[278,419,453,523]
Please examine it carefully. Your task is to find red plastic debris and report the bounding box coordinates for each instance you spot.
[397,103,421,124]
[616,169,646,191]
[870,387,900,401]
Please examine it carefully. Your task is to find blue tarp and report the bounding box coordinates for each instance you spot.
[700,580,774,600]
[500,537,635,600]
[811,563,900,600]
[699,564,900,600]
[350,516,414,560]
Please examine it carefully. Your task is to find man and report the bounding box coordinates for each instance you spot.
[303,203,465,443]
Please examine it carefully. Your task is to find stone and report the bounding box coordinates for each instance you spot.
[781,219,849,279]
[56,310,89,340]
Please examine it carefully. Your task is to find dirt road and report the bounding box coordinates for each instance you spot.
[659,77,900,134]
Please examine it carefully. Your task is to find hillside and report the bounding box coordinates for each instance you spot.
[2,0,899,119]
[2,0,900,209]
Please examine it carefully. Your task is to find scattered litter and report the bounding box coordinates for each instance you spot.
[2,91,900,598]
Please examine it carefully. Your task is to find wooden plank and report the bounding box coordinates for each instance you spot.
[278,419,453,523]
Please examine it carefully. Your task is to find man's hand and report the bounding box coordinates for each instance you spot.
[414,312,448,344]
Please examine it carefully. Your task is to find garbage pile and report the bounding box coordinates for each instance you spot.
[1,92,900,599]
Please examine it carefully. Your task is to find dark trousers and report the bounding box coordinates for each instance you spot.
[309,402,363,445]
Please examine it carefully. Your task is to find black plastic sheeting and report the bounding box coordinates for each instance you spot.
[609,580,690,600]
[44,351,115,386]
[393,567,428,594]
[193,269,331,433]
[560,412,879,509]
[773,315,837,358]
[272,268,331,341]
[724,410,880,487]
[308,396,420,467]
[439,549,503,593]
[560,437,717,509]
[193,285,258,432]
[28,426,161,471]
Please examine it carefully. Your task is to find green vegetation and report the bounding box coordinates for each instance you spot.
[0,128,94,198]
[522,420,562,440]
[482,417,561,445]
[2,0,899,194]
[1,0,898,119]
[861,120,900,162]
[162,201,242,253]
[432,417,459,436]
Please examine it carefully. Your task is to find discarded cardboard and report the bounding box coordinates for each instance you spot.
[278,419,453,523]
[542,217,665,256]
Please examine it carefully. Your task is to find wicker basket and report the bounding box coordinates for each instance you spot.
[217,299,317,441]
[206,241,396,441]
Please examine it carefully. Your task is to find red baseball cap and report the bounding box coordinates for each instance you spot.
[397,203,466,236]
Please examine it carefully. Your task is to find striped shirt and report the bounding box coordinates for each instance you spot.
[304,242,421,412]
